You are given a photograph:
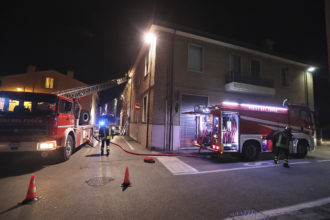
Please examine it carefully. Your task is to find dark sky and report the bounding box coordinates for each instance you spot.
[0,0,327,83]
[0,0,329,120]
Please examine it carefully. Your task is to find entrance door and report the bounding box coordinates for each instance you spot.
[180,95,208,148]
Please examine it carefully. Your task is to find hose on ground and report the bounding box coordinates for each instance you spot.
[93,135,202,158]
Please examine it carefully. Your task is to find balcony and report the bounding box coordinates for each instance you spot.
[225,72,275,95]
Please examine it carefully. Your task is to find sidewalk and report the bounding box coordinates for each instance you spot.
[117,135,330,158]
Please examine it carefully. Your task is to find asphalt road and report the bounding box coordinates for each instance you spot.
[0,136,330,220]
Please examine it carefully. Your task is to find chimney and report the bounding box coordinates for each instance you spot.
[67,70,74,78]
[27,65,36,73]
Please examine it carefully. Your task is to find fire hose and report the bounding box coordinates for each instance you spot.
[92,135,203,158]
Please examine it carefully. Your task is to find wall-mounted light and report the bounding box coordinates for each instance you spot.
[307,66,316,72]
[144,32,156,44]
[17,88,23,91]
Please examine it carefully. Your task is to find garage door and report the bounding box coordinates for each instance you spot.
[180,94,208,148]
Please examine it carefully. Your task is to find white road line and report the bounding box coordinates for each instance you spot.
[156,157,199,175]
[318,159,330,163]
[173,161,311,176]
[121,136,134,150]
[225,197,330,220]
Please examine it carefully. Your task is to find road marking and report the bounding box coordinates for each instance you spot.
[121,137,134,150]
[317,159,330,163]
[156,157,198,175]
[173,161,311,176]
[224,197,330,220]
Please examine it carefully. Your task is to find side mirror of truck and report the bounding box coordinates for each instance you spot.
[65,102,72,112]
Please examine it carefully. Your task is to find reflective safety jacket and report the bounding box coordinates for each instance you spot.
[275,131,292,149]
[99,126,111,140]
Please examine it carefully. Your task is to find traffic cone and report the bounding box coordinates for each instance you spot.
[23,174,38,203]
[121,166,131,188]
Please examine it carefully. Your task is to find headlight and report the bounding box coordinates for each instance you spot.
[38,141,57,150]
[112,126,116,130]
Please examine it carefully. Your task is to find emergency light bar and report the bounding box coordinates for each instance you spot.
[221,101,288,113]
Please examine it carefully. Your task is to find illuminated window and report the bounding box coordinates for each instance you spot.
[0,98,4,110]
[9,100,19,112]
[24,101,32,111]
[188,45,203,72]
[45,77,54,89]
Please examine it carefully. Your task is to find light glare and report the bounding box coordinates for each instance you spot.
[145,32,156,44]
[307,66,316,72]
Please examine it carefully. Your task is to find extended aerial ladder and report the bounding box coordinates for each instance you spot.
[52,76,128,126]
[53,77,127,98]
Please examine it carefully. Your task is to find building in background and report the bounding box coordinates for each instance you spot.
[0,65,98,124]
[121,24,316,151]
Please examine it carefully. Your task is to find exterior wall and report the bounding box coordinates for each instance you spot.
[123,25,314,151]
[125,38,156,148]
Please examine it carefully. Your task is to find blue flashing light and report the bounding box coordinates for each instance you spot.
[99,120,106,126]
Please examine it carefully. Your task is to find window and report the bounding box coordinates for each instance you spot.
[142,95,148,123]
[251,60,260,78]
[281,68,289,87]
[230,55,241,75]
[45,77,54,89]
[188,45,203,72]
[299,110,311,123]
[59,99,72,114]
[144,49,151,76]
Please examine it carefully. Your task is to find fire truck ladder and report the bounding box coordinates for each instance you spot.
[53,77,127,99]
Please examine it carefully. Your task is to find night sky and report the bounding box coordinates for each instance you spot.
[0,0,329,122]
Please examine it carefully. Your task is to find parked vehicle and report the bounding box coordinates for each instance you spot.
[0,91,93,161]
[186,101,314,161]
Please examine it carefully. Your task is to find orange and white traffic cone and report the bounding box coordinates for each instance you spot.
[23,174,38,203]
[121,166,131,187]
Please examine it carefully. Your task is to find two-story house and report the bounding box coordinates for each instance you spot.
[121,24,315,151]
[0,65,99,124]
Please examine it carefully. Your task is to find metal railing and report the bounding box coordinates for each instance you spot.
[225,72,274,88]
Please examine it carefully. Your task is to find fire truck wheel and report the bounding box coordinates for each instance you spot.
[242,141,260,161]
[296,141,308,158]
[60,135,74,161]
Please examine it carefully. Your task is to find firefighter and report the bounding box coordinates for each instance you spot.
[99,120,111,156]
[273,126,293,168]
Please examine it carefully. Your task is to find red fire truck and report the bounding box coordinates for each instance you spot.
[189,101,315,161]
[0,77,126,161]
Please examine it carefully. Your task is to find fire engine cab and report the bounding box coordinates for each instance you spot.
[188,101,315,161]
[0,77,127,162]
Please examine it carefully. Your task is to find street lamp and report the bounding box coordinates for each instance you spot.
[144,32,156,44]
[307,66,316,72]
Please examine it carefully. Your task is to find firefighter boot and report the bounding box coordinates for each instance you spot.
[101,151,104,156]
[283,159,290,168]
[106,146,110,156]
[274,156,278,165]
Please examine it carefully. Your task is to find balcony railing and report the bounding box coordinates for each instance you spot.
[225,72,274,88]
